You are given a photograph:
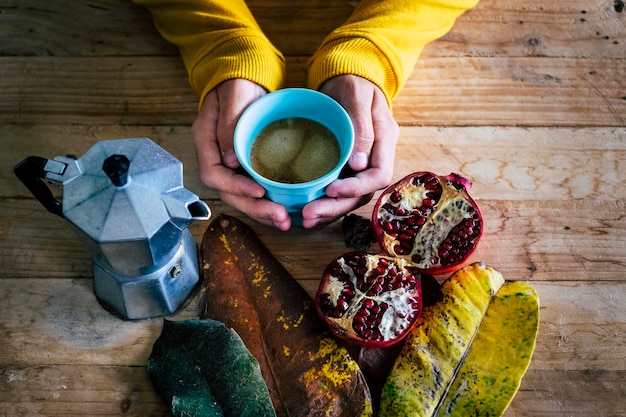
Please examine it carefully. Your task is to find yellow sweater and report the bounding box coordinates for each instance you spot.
[133,0,479,105]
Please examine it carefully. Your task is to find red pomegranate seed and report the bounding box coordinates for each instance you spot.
[315,252,423,348]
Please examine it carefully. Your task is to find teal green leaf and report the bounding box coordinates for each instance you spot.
[148,318,276,417]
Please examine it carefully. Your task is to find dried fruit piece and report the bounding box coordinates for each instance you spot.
[342,213,376,251]
[379,262,539,417]
[315,251,423,348]
[373,172,483,274]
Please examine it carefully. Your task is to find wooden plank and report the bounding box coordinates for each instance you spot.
[0,366,624,417]
[1,280,624,415]
[0,0,177,57]
[0,57,197,126]
[2,0,624,59]
[0,364,169,416]
[531,281,626,372]
[471,200,626,282]
[1,56,624,126]
[1,195,624,283]
[1,279,624,370]
[426,0,626,59]
[0,277,197,366]
[243,0,356,56]
[3,124,624,200]
[395,57,626,126]
[392,127,626,201]
[507,370,626,416]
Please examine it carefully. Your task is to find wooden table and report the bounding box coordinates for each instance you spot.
[1,1,625,415]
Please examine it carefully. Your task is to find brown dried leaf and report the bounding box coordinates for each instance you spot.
[199,214,372,417]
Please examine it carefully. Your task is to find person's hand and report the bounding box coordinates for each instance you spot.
[301,75,399,228]
[192,79,292,230]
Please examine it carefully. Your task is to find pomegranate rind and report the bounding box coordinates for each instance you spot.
[315,251,423,348]
[372,171,483,275]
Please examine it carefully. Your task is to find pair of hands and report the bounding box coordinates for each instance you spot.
[192,75,399,231]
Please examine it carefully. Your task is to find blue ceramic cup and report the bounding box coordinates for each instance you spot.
[234,88,354,220]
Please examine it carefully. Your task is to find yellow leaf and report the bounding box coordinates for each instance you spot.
[379,262,539,417]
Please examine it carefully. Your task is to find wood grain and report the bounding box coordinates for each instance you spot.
[2,196,624,284]
[1,278,624,415]
[1,56,624,126]
[1,0,625,415]
[0,364,169,416]
[2,0,624,58]
[4,124,624,200]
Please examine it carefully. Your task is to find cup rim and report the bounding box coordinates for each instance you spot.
[234,88,354,190]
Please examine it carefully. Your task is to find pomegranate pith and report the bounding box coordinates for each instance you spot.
[315,251,423,348]
[373,172,483,275]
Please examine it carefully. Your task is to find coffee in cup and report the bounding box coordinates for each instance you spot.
[234,88,354,217]
[250,117,340,184]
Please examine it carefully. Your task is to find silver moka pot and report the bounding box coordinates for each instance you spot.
[14,138,211,319]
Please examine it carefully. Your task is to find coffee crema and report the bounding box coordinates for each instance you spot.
[250,117,340,183]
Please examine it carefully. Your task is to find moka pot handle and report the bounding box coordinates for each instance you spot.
[14,156,66,218]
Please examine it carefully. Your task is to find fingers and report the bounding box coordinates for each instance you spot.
[214,80,267,168]
[308,75,399,227]
[321,75,376,172]
[193,81,293,230]
[219,191,292,231]
[326,85,398,199]
[301,193,374,229]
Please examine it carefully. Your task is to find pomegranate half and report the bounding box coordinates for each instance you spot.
[315,251,422,348]
[373,172,483,275]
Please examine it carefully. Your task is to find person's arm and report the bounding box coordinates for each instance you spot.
[307,0,480,102]
[132,0,285,104]
[300,0,480,228]
[135,0,292,230]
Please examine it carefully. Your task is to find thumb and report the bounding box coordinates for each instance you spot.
[348,112,375,172]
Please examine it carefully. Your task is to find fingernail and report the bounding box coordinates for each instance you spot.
[349,152,369,171]
[222,150,239,167]
[273,218,291,231]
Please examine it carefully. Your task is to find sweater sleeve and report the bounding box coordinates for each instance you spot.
[306,0,480,102]
[132,0,285,105]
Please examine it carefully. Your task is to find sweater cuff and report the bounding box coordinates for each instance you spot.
[190,35,286,107]
[306,37,401,104]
